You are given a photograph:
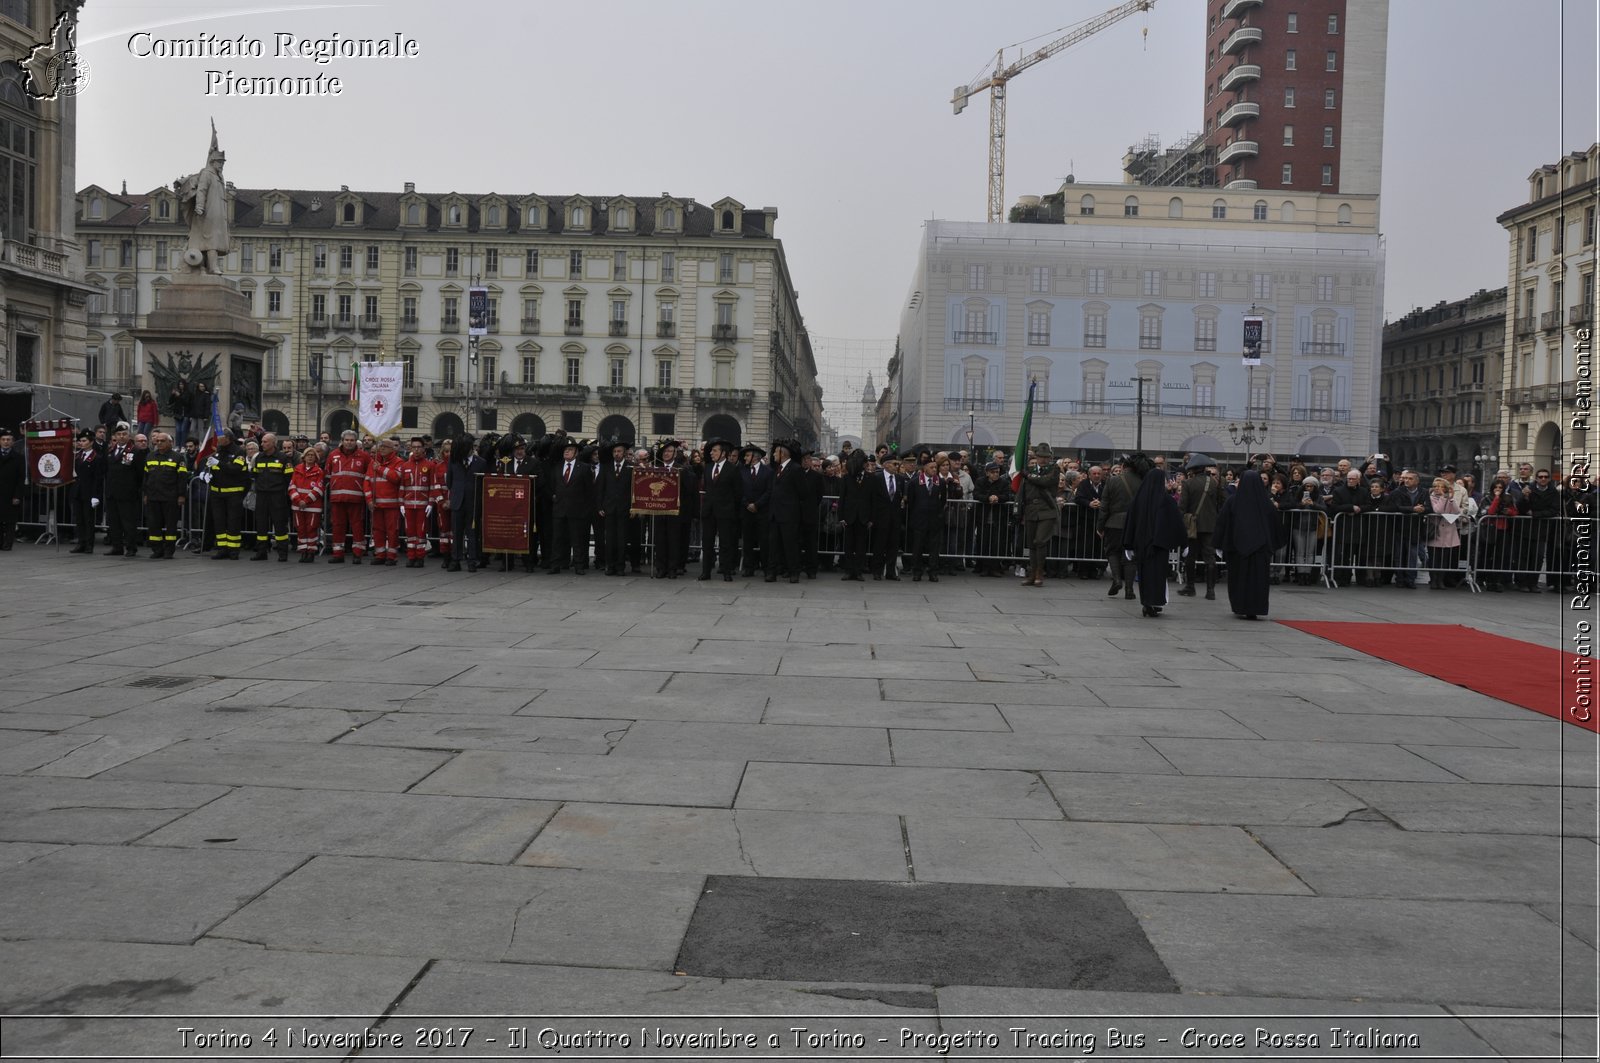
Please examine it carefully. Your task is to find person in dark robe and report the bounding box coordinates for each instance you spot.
[1120,454,1187,617]
[1213,469,1288,620]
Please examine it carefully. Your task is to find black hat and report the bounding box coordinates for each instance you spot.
[741,443,765,458]
[1440,464,1457,473]
[561,438,580,452]
[983,461,1004,473]
[705,436,733,453]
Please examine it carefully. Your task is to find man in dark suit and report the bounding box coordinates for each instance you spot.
[904,455,949,581]
[649,440,686,578]
[797,452,825,578]
[739,443,771,577]
[102,424,147,557]
[0,427,22,550]
[595,441,632,575]
[765,439,804,583]
[69,429,104,553]
[836,454,872,580]
[866,453,906,580]
[698,438,742,581]
[546,438,595,574]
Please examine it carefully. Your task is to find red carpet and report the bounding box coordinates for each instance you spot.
[1278,621,1599,734]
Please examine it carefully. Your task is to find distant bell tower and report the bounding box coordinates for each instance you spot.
[861,371,876,446]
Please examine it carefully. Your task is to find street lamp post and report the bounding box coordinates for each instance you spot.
[1132,376,1149,451]
[1227,420,1269,469]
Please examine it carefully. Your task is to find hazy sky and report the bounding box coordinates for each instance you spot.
[72,0,1597,428]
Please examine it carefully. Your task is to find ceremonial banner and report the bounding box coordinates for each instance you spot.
[22,418,75,487]
[358,361,404,437]
[630,468,680,517]
[468,286,490,337]
[480,473,532,553]
[1242,315,1264,366]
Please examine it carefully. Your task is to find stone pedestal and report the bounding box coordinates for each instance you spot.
[133,274,278,421]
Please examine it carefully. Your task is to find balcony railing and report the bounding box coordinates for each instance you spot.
[1220,0,1262,20]
[521,318,540,334]
[952,330,997,344]
[1026,332,1050,346]
[306,314,328,335]
[115,311,137,327]
[440,316,460,333]
[943,397,1005,412]
[656,321,676,338]
[1541,310,1564,331]
[486,315,500,333]
[645,386,682,406]
[1300,341,1346,356]
[399,315,419,333]
[332,315,356,332]
[503,382,589,402]
[597,385,637,405]
[1290,408,1352,422]
[711,324,737,342]
[2,239,67,276]
[1218,101,1260,128]
[1218,63,1261,93]
[608,320,628,337]
[1572,305,1592,326]
[358,314,381,333]
[690,387,757,409]
[1217,139,1259,165]
[1221,25,1263,55]
[564,318,584,336]
[1514,316,1536,336]
[431,383,463,398]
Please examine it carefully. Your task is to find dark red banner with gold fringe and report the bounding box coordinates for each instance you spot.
[630,468,680,517]
[480,473,532,553]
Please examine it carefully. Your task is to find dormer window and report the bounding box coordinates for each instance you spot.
[89,197,103,219]
[406,202,420,225]
[571,205,586,227]
[448,203,462,225]
[662,207,677,229]
[487,205,501,226]
[527,204,541,226]
[156,198,170,220]
[613,207,629,229]
[342,202,355,223]
[720,210,735,231]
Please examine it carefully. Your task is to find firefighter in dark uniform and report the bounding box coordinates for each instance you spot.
[141,431,188,559]
[250,433,294,561]
[207,429,250,559]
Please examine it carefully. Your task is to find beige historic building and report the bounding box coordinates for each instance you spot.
[1496,143,1598,474]
[892,182,1383,462]
[74,183,823,449]
[1378,287,1505,477]
[0,1,96,395]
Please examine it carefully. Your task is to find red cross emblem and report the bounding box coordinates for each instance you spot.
[372,399,385,414]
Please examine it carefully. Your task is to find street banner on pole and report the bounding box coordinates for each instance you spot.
[1242,316,1264,366]
[358,362,405,437]
[468,286,489,337]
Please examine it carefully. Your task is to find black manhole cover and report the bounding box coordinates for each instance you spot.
[126,675,199,689]
[675,876,1177,992]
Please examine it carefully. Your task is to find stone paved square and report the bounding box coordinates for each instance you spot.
[0,548,1592,1051]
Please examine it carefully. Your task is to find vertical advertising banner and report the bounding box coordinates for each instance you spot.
[358,362,405,437]
[468,286,489,337]
[22,418,76,487]
[1242,316,1264,366]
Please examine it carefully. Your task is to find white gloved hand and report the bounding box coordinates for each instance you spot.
[1215,549,1224,560]
[1123,549,1134,562]
[1182,546,1190,559]
[90,497,99,507]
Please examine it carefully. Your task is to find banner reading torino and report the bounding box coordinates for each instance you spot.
[630,469,680,517]
[357,362,404,437]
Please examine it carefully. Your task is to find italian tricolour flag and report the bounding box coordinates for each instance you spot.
[1009,378,1037,492]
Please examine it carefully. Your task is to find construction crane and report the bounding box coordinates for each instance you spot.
[952,0,1155,223]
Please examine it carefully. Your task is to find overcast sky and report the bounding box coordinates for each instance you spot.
[72,0,1597,429]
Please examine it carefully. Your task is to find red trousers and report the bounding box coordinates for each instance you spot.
[403,506,430,560]
[370,506,400,561]
[293,509,321,554]
[329,500,367,558]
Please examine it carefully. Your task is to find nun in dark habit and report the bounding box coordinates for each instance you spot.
[1119,454,1187,618]
[1212,469,1288,621]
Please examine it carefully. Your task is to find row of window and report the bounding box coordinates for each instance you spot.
[300,350,736,393]
[1382,403,1487,432]
[1077,194,1351,223]
[969,266,1291,300]
[956,362,1303,416]
[1521,206,1599,262]
[1384,362,1489,396]
[1208,11,1339,35]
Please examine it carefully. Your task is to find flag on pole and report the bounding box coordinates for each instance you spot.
[357,361,405,437]
[193,389,220,471]
[1009,378,1037,492]
[348,359,360,404]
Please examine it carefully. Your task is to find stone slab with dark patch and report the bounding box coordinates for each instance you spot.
[675,875,1177,992]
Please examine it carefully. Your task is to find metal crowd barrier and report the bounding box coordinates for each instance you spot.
[1325,510,1475,591]
[1465,513,1594,592]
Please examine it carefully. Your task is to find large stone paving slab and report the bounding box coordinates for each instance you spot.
[610,720,892,765]
[763,697,1010,730]
[1044,772,1366,827]
[337,711,628,753]
[907,818,1308,894]
[139,786,558,862]
[1123,891,1596,1008]
[208,855,701,969]
[736,762,1065,819]
[412,749,745,806]
[1221,706,1516,746]
[676,875,1177,993]
[0,939,424,1056]
[517,804,909,880]
[1404,743,1600,785]
[998,704,1260,738]
[1147,737,1462,781]
[0,844,305,944]
[889,731,1175,773]
[1341,780,1598,835]
[0,778,232,845]
[97,737,453,791]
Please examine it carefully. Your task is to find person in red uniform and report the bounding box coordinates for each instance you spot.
[325,429,371,563]
[400,437,438,568]
[289,446,326,563]
[365,437,403,567]
[432,437,452,566]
